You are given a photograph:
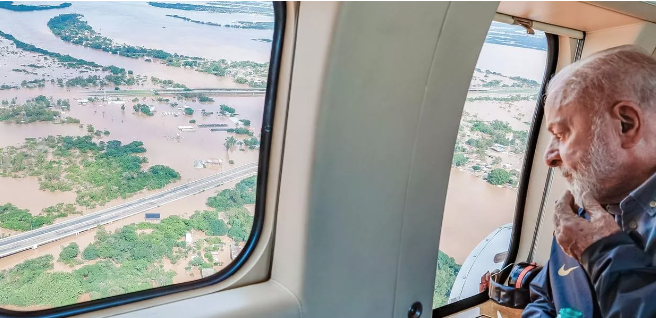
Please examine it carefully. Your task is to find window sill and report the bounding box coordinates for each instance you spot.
[93,281,300,318]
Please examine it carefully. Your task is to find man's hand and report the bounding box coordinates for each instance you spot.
[554,190,621,262]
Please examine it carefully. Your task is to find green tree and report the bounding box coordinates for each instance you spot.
[487,168,511,185]
[189,119,196,124]
[219,104,235,116]
[59,242,80,264]
[184,107,194,115]
[433,250,461,308]
[224,136,237,150]
[207,219,228,236]
[226,207,253,243]
[452,153,468,167]
[86,124,94,133]
[197,95,214,102]
[82,244,99,260]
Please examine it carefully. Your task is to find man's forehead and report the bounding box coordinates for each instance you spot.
[545,99,581,127]
[544,96,567,118]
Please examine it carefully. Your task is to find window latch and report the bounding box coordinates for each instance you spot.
[513,17,535,35]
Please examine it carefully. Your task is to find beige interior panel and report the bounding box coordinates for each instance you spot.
[581,22,656,58]
[281,2,496,316]
[556,36,578,72]
[498,1,641,32]
[530,174,567,266]
[515,35,577,264]
[111,282,300,318]
[515,116,552,265]
[270,0,341,299]
[587,1,656,25]
[392,2,498,315]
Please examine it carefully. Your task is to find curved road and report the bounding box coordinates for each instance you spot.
[0,162,258,258]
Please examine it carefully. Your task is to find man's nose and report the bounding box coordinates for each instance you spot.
[544,145,561,168]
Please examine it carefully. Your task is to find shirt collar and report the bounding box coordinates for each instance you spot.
[619,170,656,217]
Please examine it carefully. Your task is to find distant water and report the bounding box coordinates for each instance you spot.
[485,21,547,51]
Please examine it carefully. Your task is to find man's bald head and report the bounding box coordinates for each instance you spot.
[544,45,656,204]
[547,45,656,113]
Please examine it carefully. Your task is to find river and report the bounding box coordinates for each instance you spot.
[0,2,274,87]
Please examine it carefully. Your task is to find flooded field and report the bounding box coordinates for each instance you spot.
[440,169,518,263]
[0,178,245,272]
[0,1,270,310]
[0,2,273,62]
[475,42,548,81]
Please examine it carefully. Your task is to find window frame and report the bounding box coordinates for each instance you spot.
[432,31,560,318]
[0,2,286,317]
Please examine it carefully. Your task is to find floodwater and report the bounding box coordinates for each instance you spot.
[438,43,547,264]
[0,1,275,87]
[440,168,518,264]
[475,42,549,81]
[0,1,267,295]
[0,2,274,63]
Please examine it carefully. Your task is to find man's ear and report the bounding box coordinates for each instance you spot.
[611,101,643,148]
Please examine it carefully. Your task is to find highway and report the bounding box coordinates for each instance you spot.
[85,87,267,97]
[0,162,258,258]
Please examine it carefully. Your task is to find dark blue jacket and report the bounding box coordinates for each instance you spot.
[522,208,601,318]
[522,236,601,318]
[525,171,656,317]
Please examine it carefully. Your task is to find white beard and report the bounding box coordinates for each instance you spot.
[560,119,619,205]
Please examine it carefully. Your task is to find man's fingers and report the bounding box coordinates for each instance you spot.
[581,191,607,219]
[554,190,575,227]
[561,190,574,206]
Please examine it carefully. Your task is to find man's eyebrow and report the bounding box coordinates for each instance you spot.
[547,120,564,134]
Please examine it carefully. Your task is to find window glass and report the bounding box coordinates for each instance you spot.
[0,1,273,310]
[433,21,548,308]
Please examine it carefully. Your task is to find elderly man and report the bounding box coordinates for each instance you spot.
[523,44,656,317]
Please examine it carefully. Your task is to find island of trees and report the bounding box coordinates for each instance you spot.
[166,15,274,30]
[0,95,80,124]
[47,14,269,88]
[0,1,71,12]
[0,30,100,69]
[166,14,222,27]
[224,21,274,30]
[0,135,180,209]
[148,2,273,16]
[0,28,195,92]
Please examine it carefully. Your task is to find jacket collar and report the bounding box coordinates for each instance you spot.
[617,171,656,217]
